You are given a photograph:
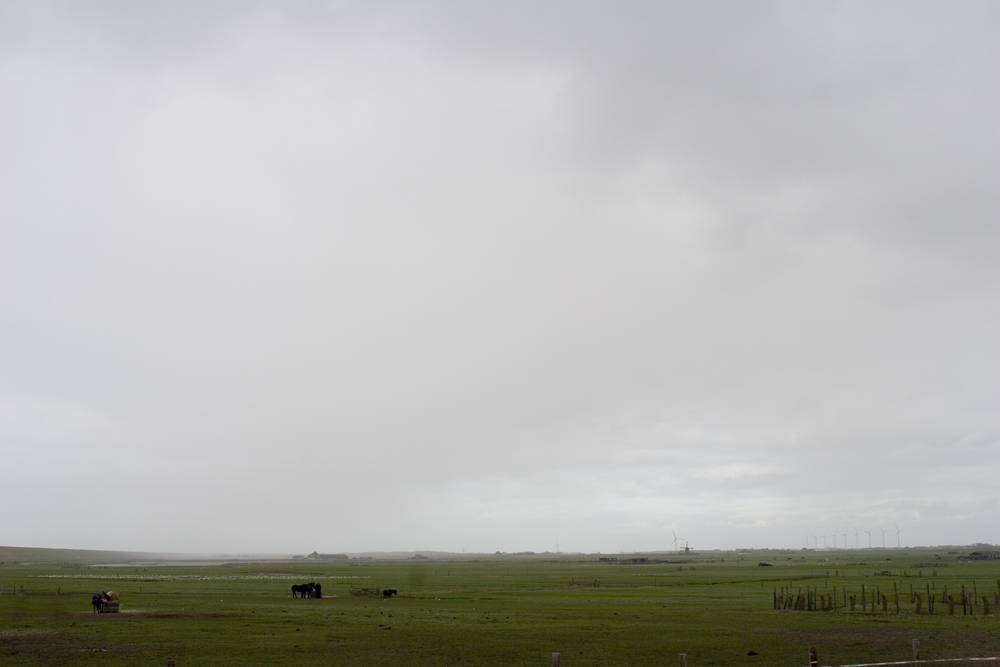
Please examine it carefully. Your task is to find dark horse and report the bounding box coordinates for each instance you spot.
[291,583,315,598]
[92,592,109,613]
[382,589,397,598]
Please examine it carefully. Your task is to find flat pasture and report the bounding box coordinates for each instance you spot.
[2,550,999,667]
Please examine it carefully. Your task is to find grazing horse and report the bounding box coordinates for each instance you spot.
[291,583,315,598]
[382,589,397,598]
[92,592,109,613]
[311,583,322,599]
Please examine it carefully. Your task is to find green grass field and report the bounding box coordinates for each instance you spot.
[2,548,999,667]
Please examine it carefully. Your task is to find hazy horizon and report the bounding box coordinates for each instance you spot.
[2,1,998,554]
[3,541,997,561]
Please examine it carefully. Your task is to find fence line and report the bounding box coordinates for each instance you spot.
[774,580,1000,615]
[837,659,1000,667]
[0,585,80,596]
[676,649,999,667]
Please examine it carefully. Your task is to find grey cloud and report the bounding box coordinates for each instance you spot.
[1,1,997,553]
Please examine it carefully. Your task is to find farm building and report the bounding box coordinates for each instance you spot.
[968,551,1000,560]
[305,552,348,560]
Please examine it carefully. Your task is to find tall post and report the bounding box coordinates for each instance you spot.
[679,654,687,667]
[912,639,920,661]
[552,652,560,667]
[809,647,818,667]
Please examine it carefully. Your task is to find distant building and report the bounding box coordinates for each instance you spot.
[306,552,348,560]
[599,557,618,562]
[969,551,1000,560]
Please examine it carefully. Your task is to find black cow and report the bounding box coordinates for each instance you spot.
[382,589,397,598]
[92,592,109,613]
[291,583,315,598]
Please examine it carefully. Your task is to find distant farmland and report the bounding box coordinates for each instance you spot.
[2,548,999,667]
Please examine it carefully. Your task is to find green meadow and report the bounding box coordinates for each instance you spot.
[2,548,999,667]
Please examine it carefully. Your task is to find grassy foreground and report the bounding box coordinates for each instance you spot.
[2,549,999,667]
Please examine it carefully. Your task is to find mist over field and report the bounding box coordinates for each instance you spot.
[1,1,998,554]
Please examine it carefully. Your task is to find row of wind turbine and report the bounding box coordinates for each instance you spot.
[805,525,902,549]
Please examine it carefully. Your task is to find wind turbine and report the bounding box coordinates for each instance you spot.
[810,534,818,550]
[671,531,686,552]
[878,526,886,549]
[805,534,810,549]
[894,524,902,548]
[854,528,859,549]
[864,529,873,548]
[841,533,847,549]
[820,535,827,550]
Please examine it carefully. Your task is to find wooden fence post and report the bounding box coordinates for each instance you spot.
[912,638,920,661]
[809,647,818,667]
[552,652,560,667]
[679,653,687,667]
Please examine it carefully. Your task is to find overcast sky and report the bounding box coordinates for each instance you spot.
[2,1,998,555]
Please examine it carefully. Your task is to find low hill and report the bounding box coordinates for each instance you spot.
[0,545,209,564]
